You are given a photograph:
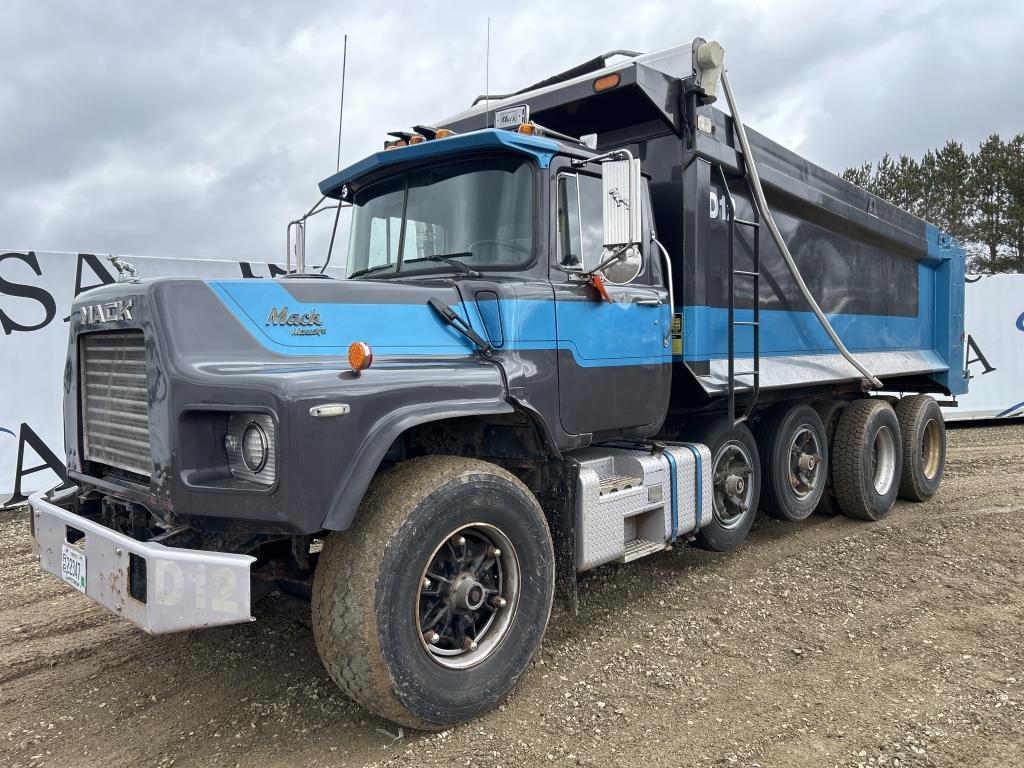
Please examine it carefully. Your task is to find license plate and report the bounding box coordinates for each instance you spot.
[61,543,87,593]
[494,104,529,129]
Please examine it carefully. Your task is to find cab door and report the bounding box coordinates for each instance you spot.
[552,169,672,438]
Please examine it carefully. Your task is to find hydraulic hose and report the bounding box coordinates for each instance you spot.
[719,71,883,390]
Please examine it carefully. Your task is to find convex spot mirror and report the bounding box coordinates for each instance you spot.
[599,245,641,285]
[600,154,643,285]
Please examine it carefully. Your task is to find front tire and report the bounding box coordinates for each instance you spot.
[312,456,555,730]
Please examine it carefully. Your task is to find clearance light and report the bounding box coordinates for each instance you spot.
[348,341,373,373]
[593,73,620,92]
[435,128,455,139]
[384,139,407,150]
[408,134,426,144]
[517,123,537,135]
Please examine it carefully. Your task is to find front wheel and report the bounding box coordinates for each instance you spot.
[312,456,555,730]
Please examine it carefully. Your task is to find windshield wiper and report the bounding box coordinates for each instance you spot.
[427,297,492,355]
[403,252,480,277]
[348,263,397,279]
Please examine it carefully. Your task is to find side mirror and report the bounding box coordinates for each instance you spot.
[600,152,642,284]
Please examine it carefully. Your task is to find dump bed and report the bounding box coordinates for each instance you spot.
[441,43,967,402]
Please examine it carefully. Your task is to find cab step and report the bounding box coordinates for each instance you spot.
[599,475,643,495]
[622,538,665,562]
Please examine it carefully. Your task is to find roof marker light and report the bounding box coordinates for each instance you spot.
[408,134,426,144]
[435,128,455,139]
[517,123,537,135]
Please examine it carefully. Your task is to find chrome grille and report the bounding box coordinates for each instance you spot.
[80,331,153,478]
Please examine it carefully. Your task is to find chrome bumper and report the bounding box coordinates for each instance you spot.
[29,487,256,634]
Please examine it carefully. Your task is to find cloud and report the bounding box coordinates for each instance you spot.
[1,0,1021,263]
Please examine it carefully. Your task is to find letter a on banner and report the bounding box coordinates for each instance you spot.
[10,422,69,505]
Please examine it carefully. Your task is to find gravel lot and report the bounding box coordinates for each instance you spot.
[2,423,1022,768]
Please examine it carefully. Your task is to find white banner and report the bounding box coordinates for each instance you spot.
[1,250,341,507]
[944,273,1024,421]
[2,252,1020,507]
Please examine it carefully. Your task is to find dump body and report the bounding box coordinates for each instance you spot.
[440,43,967,403]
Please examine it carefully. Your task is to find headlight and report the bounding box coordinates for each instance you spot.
[241,422,269,472]
[225,413,276,486]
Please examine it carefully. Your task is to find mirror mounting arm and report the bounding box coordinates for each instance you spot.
[570,148,633,169]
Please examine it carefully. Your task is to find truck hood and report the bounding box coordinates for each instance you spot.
[72,276,478,360]
[206,277,475,358]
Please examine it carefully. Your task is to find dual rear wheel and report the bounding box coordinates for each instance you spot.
[692,394,946,553]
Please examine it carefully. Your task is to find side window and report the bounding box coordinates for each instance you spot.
[556,173,604,272]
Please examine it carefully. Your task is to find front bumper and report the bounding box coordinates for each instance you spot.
[29,487,256,634]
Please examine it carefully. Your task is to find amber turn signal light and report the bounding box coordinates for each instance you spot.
[593,73,620,92]
[348,341,373,373]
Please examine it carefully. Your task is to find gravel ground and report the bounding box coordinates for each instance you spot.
[1,423,1022,768]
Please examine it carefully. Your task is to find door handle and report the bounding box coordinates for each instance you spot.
[634,298,663,307]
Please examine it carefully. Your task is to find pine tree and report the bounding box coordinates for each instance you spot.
[1004,134,1024,271]
[841,133,1024,274]
[971,134,1011,272]
[841,162,872,189]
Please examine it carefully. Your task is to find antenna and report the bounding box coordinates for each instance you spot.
[485,17,490,129]
[335,34,348,172]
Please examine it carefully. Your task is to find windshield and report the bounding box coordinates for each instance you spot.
[346,156,534,278]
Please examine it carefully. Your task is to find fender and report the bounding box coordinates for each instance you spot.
[321,397,515,531]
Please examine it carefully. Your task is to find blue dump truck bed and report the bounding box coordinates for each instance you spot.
[440,42,967,404]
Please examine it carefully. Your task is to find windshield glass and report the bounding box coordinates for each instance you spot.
[346,156,534,278]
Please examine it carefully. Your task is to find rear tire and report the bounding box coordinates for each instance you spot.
[832,399,903,521]
[312,456,555,730]
[690,418,761,552]
[756,403,828,521]
[895,395,945,501]
[812,399,848,516]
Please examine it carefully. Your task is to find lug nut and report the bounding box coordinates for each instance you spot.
[455,535,466,547]
[424,631,440,645]
[463,637,478,651]
[422,577,431,590]
[487,546,501,558]
[490,596,507,609]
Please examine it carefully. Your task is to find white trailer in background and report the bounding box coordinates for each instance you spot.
[944,274,1024,421]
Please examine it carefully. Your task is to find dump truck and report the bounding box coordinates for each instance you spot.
[28,39,966,729]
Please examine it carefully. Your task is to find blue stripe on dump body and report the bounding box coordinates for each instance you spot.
[318,129,560,197]
[677,254,964,382]
[664,450,679,540]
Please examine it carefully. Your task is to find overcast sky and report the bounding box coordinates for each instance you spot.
[2,0,1022,264]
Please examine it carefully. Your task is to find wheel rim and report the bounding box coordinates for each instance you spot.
[712,441,755,529]
[788,426,823,500]
[870,425,897,494]
[921,417,941,480]
[416,522,520,670]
